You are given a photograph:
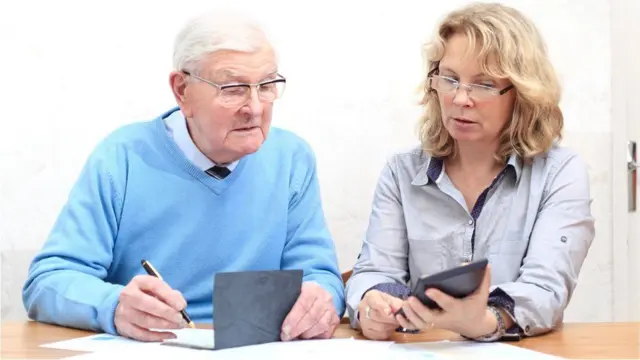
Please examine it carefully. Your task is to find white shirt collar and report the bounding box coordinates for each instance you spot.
[164,110,238,172]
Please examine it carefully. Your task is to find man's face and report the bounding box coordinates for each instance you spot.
[171,46,279,164]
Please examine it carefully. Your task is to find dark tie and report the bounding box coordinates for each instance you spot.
[205,166,231,179]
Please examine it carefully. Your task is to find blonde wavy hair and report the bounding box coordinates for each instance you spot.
[418,2,563,160]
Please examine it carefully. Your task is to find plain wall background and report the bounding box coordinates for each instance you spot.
[0,0,632,324]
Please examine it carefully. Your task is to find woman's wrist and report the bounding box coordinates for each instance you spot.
[457,308,499,339]
[478,307,500,337]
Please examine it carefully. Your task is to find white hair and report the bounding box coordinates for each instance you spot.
[173,10,273,73]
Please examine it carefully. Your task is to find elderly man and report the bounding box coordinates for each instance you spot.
[22,11,344,342]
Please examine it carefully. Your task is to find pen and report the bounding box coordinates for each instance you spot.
[140,259,195,329]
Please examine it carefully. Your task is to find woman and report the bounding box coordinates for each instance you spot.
[345,2,595,342]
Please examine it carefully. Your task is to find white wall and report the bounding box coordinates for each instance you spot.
[0,0,623,323]
[611,0,640,321]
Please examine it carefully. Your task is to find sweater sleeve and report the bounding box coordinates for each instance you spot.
[22,142,126,335]
[280,140,345,318]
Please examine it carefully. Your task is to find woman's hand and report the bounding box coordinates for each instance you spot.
[396,265,500,338]
[357,290,404,340]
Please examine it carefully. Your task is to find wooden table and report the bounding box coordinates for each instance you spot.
[2,321,639,359]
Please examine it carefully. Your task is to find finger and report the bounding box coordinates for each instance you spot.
[315,317,340,340]
[366,306,399,325]
[281,290,314,338]
[366,292,394,316]
[281,289,321,340]
[396,311,415,330]
[479,264,492,295]
[317,328,334,340]
[134,276,187,311]
[122,288,184,327]
[286,297,327,340]
[363,317,398,334]
[120,322,177,342]
[425,288,457,312]
[359,305,398,334]
[362,324,397,341]
[123,302,183,330]
[403,298,429,329]
[381,293,406,313]
[360,292,403,325]
[300,309,335,339]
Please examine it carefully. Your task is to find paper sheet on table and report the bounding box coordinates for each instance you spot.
[253,337,395,354]
[391,340,565,359]
[205,338,395,360]
[43,332,563,360]
[39,328,213,353]
[62,337,397,360]
[40,332,159,352]
[161,328,214,349]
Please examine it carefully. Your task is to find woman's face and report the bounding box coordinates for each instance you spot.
[435,33,516,146]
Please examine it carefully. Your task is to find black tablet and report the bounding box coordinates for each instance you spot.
[397,258,488,314]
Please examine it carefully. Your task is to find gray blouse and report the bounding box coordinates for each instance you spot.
[345,144,595,339]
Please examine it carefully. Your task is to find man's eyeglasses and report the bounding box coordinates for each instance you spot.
[182,70,286,108]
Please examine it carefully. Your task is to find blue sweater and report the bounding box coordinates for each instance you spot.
[22,108,345,335]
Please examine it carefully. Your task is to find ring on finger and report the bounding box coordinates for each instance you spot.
[365,306,371,320]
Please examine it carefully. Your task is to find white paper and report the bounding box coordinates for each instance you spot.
[61,337,397,360]
[209,339,396,360]
[161,328,215,350]
[62,345,211,359]
[46,332,562,360]
[251,337,394,354]
[40,328,214,353]
[40,333,160,353]
[391,340,565,360]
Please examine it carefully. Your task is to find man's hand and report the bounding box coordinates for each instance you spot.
[114,275,187,341]
[280,282,339,340]
[396,265,498,338]
[358,290,404,340]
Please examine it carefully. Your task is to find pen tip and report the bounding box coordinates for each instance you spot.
[141,259,146,265]
[188,321,196,329]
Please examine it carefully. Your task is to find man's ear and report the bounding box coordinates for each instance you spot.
[169,71,192,117]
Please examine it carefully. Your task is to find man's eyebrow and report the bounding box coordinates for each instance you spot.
[262,71,279,79]
[214,69,279,83]
[214,70,244,83]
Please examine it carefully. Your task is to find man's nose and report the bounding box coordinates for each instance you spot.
[241,87,264,117]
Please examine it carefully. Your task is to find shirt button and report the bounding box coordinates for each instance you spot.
[560,236,568,243]
[468,219,474,225]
